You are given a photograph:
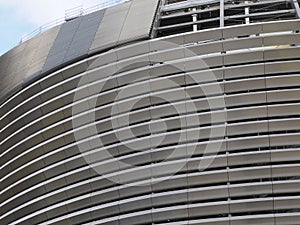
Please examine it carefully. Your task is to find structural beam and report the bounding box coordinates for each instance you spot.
[245,0,250,24]
[192,8,198,31]
[220,0,224,27]
[292,0,300,18]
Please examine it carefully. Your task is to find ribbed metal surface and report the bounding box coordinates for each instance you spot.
[42,9,106,72]
[1,3,300,225]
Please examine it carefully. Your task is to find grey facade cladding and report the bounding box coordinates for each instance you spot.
[0,26,61,101]
[42,9,106,73]
[0,0,159,105]
[1,0,300,224]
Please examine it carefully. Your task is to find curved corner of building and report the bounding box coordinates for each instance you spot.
[0,0,160,104]
[1,0,300,225]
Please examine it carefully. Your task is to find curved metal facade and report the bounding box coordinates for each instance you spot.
[1,1,300,225]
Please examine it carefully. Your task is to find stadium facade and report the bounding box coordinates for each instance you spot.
[1,0,300,224]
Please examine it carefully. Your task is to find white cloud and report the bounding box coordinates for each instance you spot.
[0,0,110,26]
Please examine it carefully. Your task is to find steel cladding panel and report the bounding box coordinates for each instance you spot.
[42,17,82,72]
[43,9,105,72]
[64,10,106,62]
[89,1,132,53]
[89,0,159,53]
[118,0,160,42]
[0,26,60,100]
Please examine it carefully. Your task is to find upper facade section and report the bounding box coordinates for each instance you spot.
[156,0,300,37]
[1,0,300,103]
[0,0,159,102]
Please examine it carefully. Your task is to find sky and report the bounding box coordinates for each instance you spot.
[0,0,122,56]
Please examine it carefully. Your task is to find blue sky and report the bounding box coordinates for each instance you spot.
[0,0,122,56]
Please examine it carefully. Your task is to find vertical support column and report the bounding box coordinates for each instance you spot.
[192,8,198,32]
[292,0,300,18]
[220,0,224,27]
[245,1,250,24]
[150,0,165,38]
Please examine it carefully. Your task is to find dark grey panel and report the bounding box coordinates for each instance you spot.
[42,18,82,72]
[43,9,106,73]
[64,10,106,62]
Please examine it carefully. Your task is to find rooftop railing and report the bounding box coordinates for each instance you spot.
[15,0,128,46]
